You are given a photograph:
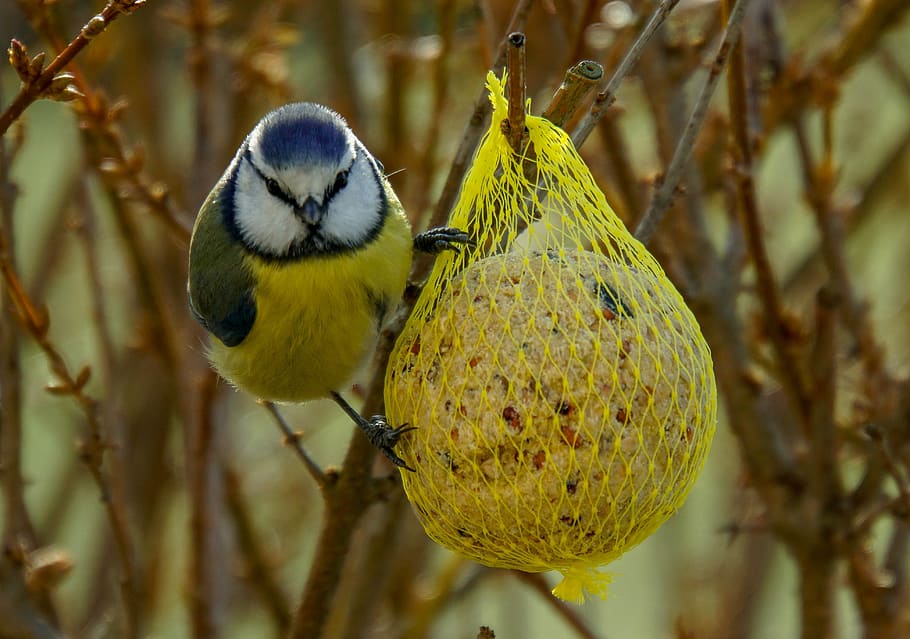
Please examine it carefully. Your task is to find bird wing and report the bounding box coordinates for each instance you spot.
[188,182,257,347]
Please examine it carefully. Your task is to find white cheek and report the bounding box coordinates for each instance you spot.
[234,161,303,254]
[321,156,383,246]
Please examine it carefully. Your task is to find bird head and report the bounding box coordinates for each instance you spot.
[228,103,387,259]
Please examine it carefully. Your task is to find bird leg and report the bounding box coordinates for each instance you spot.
[413,227,473,254]
[330,392,416,471]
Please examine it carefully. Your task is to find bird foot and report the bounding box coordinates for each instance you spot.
[361,415,417,471]
[413,227,474,254]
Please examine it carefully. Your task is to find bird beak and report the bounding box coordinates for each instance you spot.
[296,197,324,226]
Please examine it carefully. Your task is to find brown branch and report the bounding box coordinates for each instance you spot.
[401,560,488,639]
[415,0,534,282]
[596,105,642,221]
[17,1,191,243]
[337,487,408,639]
[633,16,712,293]
[285,323,402,639]
[188,0,220,207]
[633,0,749,245]
[867,427,910,516]
[318,0,362,124]
[793,287,842,639]
[380,0,411,186]
[85,102,192,242]
[821,0,910,79]
[570,0,682,148]
[223,462,292,634]
[284,418,380,639]
[261,401,330,490]
[188,370,220,639]
[790,118,889,397]
[808,287,842,502]
[0,82,61,630]
[763,0,910,133]
[723,0,811,423]
[541,60,603,129]
[513,572,603,639]
[73,179,117,386]
[0,215,140,638]
[0,0,146,136]
[875,521,910,638]
[503,32,527,152]
[850,413,910,638]
[409,0,457,226]
[690,276,803,515]
[797,549,837,639]
[215,1,295,105]
[783,126,910,296]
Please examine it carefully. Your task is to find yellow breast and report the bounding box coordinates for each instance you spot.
[209,214,412,402]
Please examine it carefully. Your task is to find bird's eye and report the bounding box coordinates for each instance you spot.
[335,170,349,190]
[332,170,349,194]
[265,178,283,198]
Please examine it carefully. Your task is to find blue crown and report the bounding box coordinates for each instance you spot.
[255,103,351,169]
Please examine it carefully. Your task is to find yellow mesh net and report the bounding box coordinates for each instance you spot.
[385,72,717,604]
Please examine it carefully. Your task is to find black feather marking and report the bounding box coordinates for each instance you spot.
[596,281,633,318]
[208,290,257,347]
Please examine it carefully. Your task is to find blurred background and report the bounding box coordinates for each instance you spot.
[1,0,909,637]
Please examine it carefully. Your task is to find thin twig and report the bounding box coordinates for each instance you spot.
[73,179,117,387]
[402,559,485,639]
[821,0,910,79]
[503,32,527,152]
[722,0,811,422]
[17,1,192,242]
[188,0,219,207]
[261,401,329,490]
[285,306,417,639]
[0,1,146,135]
[285,400,382,639]
[762,0,910,133]
[415,0,534,282]
[791,118,888,395]
[783,127,910,296]
[513,572,603,639]
[808,286,842,501]
[338,487,408,639]
[318,0,362,123]
[0,243,141,637]
[410,0,456,226]
[877,521,910,635]
[633,0,750,245]
[867,427,910,516]
[0,81,61,630]
[570,0,682,149]
[188,370,220,639]
[542,60,603,129]
[223,462,292,634]
[878,47,910,97]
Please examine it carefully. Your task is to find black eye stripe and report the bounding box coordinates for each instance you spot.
[265,178,283,197]
[329,169,349,196]
[244,149,295,207]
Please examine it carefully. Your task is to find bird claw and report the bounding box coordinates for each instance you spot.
[413,227,474,254]
[362,415,417,471]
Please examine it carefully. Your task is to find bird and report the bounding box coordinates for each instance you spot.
[187,102,471,469]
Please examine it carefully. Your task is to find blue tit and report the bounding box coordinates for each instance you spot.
[188,103,470,469]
